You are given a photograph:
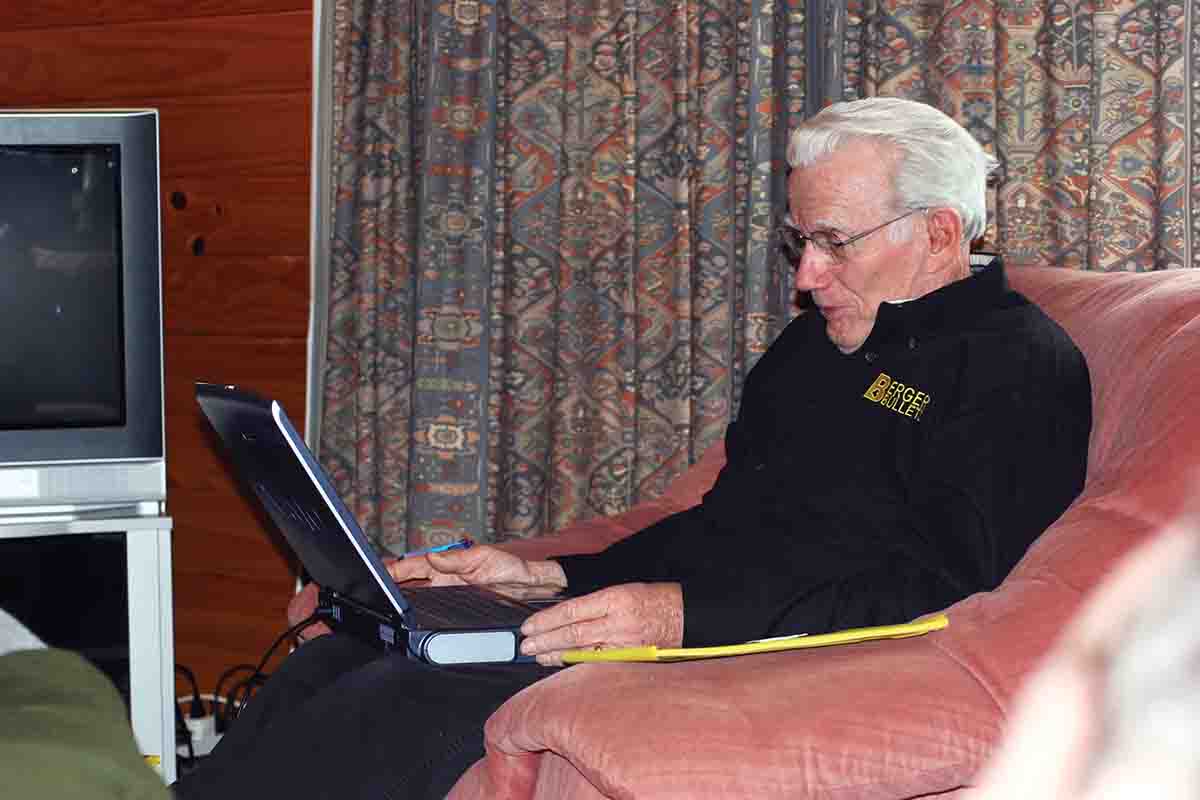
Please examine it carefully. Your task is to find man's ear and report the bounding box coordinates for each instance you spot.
[925,207,963,257]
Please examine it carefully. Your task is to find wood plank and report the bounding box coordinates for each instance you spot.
[2,2,308,31]
[158,93,311,179]
[0,12,310,105]
[161,174,310,262]
[165,254,310,337]
[7,95,311,178]
[172,492,297,583]
[163,333,306,410]
[0,98,305,179]
[174,600,296,667]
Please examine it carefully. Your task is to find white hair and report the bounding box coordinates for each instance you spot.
[787,97,999,245]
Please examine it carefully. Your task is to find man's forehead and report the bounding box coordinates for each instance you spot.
[787,142,896,223]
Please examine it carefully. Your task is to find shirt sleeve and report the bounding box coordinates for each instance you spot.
[554,505,708,594]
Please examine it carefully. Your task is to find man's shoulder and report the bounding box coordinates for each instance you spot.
[950,294,1090,413]
[958,258,1080,353]
[921,263,1089,408]
[973,285,1083,361]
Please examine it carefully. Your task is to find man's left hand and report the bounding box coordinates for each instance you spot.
[518,582,683,666]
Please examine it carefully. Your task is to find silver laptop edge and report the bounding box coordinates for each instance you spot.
[269,401,413,620]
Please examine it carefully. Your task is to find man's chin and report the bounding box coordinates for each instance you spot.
[824,321,868,355]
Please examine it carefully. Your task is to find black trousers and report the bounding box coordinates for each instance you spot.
[171,634,554,800]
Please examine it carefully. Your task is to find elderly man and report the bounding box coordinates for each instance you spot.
[173,97,1091,800]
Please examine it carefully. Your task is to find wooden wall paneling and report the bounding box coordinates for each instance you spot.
[162,175,310,260]
[2,2,308,31]
[162,174,311,338]
[172,498,296,593]
[164,333,307,416]
[157,93,311,179]
[164,332,308,458]
[164,253,310,337]
[0,12,310,105]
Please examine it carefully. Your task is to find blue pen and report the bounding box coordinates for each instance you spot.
[400,538,473,559]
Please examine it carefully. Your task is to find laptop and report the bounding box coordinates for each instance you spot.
[195,382,563,665]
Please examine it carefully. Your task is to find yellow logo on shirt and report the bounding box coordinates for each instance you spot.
[863,373,931,420]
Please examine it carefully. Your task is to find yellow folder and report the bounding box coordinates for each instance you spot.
[561,613,949,664]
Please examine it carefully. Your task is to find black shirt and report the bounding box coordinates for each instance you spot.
[556,259,1092,646]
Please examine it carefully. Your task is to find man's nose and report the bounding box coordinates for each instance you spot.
[792,248,835,292]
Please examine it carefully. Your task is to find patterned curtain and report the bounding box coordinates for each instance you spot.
[837,0,1196,270]
[316,0,807,555]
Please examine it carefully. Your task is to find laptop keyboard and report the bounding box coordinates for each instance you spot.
[403,585,533,628]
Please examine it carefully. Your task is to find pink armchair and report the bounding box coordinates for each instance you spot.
[447,266,1200,800]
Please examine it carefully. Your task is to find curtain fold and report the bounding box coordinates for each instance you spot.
[318,1,424,556]
[315,0,805,554]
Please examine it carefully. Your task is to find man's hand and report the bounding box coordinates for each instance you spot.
[287,582,332,643]
[385,544,566,590]
[518,582,684,666]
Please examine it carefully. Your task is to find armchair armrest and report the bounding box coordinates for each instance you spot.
[451,633,998,800]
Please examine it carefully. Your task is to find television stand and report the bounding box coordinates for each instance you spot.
[0,514,175,782]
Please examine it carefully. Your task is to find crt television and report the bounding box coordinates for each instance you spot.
[0,109,165,517]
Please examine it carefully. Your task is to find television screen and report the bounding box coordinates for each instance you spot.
[0,144,125,430]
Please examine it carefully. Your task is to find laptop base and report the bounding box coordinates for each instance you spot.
[318,587,527,665]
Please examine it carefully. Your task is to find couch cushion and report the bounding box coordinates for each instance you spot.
[1008,267,1200,522]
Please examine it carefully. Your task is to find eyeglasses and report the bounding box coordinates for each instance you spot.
[776,207,927,264]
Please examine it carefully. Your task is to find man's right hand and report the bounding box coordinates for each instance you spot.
[291,545,568,646]
[288,582,332,642]
[385,544,567,590]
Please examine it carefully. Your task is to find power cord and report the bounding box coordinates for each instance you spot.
[174,610,326,763]
[214,612,326,732]
[211,664,255,733]
[173,664,204,767]
[174,663,204,719]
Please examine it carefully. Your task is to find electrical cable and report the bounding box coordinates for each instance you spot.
[213,663,255,703]
[226,672,265,726]
[174,614,326,764]
[218,612,325,730]
[174,663,205,718]
[212,663,256,732]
